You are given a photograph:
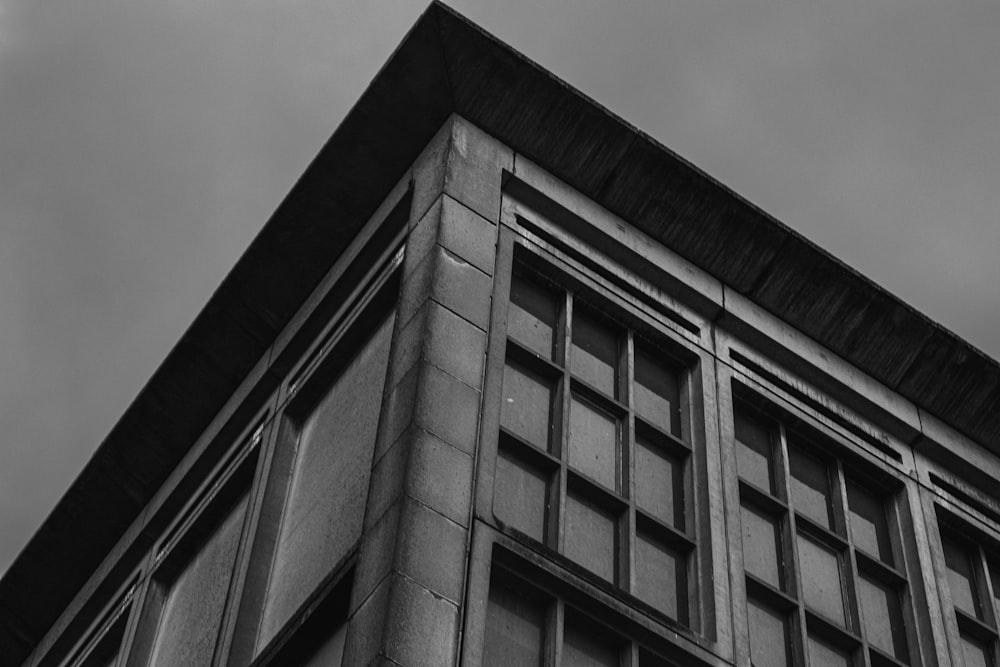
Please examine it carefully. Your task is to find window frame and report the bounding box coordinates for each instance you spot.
[723,379,926,667]
[462,522,723,667]
[123,440,261,667]
[474,220,722,648]
[225,253,402,666]
[927,503,1000,667]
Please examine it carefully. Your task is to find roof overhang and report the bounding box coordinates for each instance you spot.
[3,2,998,662]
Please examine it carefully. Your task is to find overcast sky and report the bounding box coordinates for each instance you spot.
[1,0,998,576]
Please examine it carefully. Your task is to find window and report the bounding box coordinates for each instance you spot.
[131,486,251,667]
[493,268,694,627]
[255,310,394,651]
[940,530,1000,666]
[72,611,129,667]
[255,568,354,667]
[733,404,913,667]
[483,569,674,666]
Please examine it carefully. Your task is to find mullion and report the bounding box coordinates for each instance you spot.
[626,330,638,603]
[549,599,565,667]
[973,546,1000,667]
[778,422,810,667]
[834,459,868,663]
[978,547,1000,631]
[553,290,571,553]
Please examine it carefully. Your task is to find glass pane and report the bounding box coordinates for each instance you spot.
[989,557,1000,618]
[807,635,851,667]
[858,575,907,661]
[847,483,892,564]
[635,438,684,529]
[509,273,558,359]
[797,534,846,625]
[298,623,346,667]
[564,493,616,582]
[634,345,681,436]
[942,538,982,619]
[741,503,783,589]
[961,634,991,667]
[148,493,249,667]
[571,309,617,396]
[494,449,548,542]
[734,410,774,493]
[81,615,127,667]
[789,446,832,530]
[501,363,553,451]
[259,315,393,649]
[568,397,618,490]
[483,579,545,667]
[562,617,620,667]
[747,599,790,667]
[635,533,686,623]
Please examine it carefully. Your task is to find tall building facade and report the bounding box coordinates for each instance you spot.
[3,4,1000,667]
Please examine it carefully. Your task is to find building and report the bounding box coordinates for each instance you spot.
[3,3,1000,666]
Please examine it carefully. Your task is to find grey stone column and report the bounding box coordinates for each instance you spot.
[342,116,512,667]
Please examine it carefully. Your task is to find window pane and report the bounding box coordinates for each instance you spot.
[989,557,1000,618]
[741,503,783,589]
[148,493,249,667]
[564,493,616,582]
[635,533,686,622]
[501,363,553,451]
[961,634,991,667]
[942,538,982,619]
[635,438,684,529]
[297,623,346,667]
[807,635,852,667]
[858,575,907,661]
[484,579,545,667]
[81,614,128,667]
[847,483,892,564]
[735,410,774,493]
[562,617,620,667]
[494,449,548,543]
[789,446,832,530]
[634,346,681,436]
[260,315,393,649]
[568,397,618,490]
[747,599,790,667]
[571,309,617,396]
[509,273,558,359]
[986,556,1000,610]
[797,534,846,625]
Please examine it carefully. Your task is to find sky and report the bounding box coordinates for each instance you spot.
[1,0,998,576]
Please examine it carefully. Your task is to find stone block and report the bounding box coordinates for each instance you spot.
[410,120,453,224]
[366,431,407,529]
[386,303,427,390]
[383,575,459,667]
[423,301,487,390]
[404,197,443,278]
[353,501,400,610]
[442,118,513,222]
[343,576,390,667]
[374,364,420,462]
[429,247,493,331]
[396,248,435,332]
[395,498,467,605]
[406,429,474,526]
[438,196,498,276]
[414,364,481,455]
